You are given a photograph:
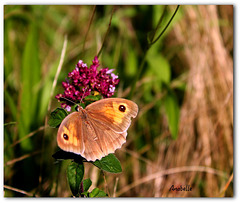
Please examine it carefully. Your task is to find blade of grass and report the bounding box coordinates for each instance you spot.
[47,34,68,115]
[19,22,40,151]
[4,122,17,126]
[129,5,180,99]
[149,5,180,46]
[82,5,96,54]
[38,34,68,186]
[97,6,116,57]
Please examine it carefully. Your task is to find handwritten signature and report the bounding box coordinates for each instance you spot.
[169,185,192,192]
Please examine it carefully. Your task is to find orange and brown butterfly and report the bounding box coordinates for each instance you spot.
[57,98,138,161]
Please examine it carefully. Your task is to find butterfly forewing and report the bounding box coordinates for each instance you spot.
[86,98,138,133]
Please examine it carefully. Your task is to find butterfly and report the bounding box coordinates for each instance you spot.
[57,98,138,161]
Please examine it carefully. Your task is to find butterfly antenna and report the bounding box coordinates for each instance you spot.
[59,97,78,105]
[79,87,87,104]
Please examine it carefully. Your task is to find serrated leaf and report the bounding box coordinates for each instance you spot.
[163,92,179,139]
[92,154,122,173]
[83,178,92,192]
[48,108,68,128]
[67,162,84,196]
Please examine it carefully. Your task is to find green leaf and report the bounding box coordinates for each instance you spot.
[84,95,101,102]
[147,53,171,84]
[153,5,165,28]
[163,92,180,139]
[67,162,84,197]
[81,191,89,197]
[83,178,92,192]
[4,90,17,121]
[92,154,122,173]
[96,190,108,197]
[89,188,99,197]
[48,108,68,128]
[84,95,102,107]
[89,188,108,197]
[19,22,41,151]
[38,62,59,122]
[73,103,85,111]
[125,50,137,77]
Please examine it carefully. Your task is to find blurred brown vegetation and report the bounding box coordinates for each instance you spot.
[158,5,233,197]
[101,5,233,197]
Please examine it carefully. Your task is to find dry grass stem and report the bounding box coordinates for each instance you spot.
[47,34,68,114]
[218,173,233,197]
[154,5,233,197]
[5,150,41,166]
[39,35,68,185]
[116,166,228,197]
[11,126,45,147]
[4,185,39,197]
[113,177,119,197]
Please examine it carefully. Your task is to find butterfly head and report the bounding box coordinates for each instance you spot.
[75,105,83,112]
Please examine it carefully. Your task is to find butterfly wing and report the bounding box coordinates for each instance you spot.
[57,98,138,161]
[85,98,138,133]
[83,98,138,160]
[87,118,127,158]
[57,111,104,161]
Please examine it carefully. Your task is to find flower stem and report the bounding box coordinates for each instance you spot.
[149,5,180,46]
[80,181,84,196]
[129,5,180,99]
[82,6,96,54]
[97,6,116,58]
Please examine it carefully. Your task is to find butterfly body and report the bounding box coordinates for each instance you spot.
[57,98,138,161]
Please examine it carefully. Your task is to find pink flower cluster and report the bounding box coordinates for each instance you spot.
[56,56,119,111]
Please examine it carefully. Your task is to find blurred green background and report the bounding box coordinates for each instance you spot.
[4,5,233,197]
